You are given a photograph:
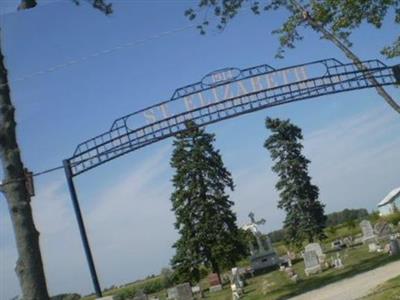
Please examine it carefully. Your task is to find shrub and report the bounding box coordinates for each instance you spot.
[114,287,137,300]
[140,278,164,294]
[383,211,400,226]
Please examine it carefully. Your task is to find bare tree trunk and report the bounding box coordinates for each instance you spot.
[0,32,50,300]
[290,0,400,114]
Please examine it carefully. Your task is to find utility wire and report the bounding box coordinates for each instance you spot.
[0,165,64,188]
[32,165,65,177]
[0,23,196,88]
[0,0,256,89]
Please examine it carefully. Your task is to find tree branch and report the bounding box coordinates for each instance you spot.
[17,0,37,10]
[289,0,400,114]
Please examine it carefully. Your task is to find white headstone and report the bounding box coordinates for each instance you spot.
[305,243,324,258]
[304,250,319,268]
[231,267,243,295]
[374,221,392,238]
[176,283,193,300]
[334,253,344,269]
[168,283,193,300]
[133,291,148,300]
[360,220,376,243]
[303,250,321,276]
[368,242,378,252]
[390,239,400,255]
[167,287,178,300]
[209,285,222,293]
[191,285,200,294]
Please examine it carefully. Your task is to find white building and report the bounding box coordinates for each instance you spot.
[377,187,400,216]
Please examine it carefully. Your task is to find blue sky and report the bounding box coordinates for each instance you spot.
[0,1,399,299]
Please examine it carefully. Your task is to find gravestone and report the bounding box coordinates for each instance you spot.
[95,297,113,300]
[167,287,178,300]
[374,221,392,239]
[279,254,292,267]
[331,239,345,250]
[287,251,296,260]
[343,236,353,248]
[390,239,400,255]
[284,266,298,282]
[354,236,363,244]
[303,250,321,276]
[360,220,376,244]
[133,290,148,300]
[168,283,193,300]
[176,283,193,300]
[191,285,202,300]
[241,213,279,271]
[333,253,344,269]
[208,273,221,286]
[368,242,379,252]
[230,267,244,294]
[305,243,323,257]
[208,273,222,293]
[305,243,325,263]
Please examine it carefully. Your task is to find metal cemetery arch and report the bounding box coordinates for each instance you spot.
[63,58,399,297]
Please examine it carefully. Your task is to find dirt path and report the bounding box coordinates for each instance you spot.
[288,260,400,300]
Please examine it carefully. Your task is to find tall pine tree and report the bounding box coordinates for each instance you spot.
[170,121,247,283]
[264,117,326,245]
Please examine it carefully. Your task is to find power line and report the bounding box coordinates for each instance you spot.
[0,23,196,88]
[0,165,64,188]
[32,165,65,177]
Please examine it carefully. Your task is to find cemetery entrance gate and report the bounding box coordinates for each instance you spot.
[63,58,400,297]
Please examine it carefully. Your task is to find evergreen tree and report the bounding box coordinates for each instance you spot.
[264,117,326,245]
[170,121,247,283]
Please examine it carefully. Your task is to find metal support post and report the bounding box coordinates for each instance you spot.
[63,160,102,298]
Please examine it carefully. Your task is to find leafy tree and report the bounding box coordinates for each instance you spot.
[185,0,400,114]
[170,121,247,283]
[268,228,286,243]
[326,208,369,227]
[264,117,326,245]
[369,211,381,223]
[270,208,369,242]
[0,1,110,299]
[346,219,356,229]
[383,211,400,225]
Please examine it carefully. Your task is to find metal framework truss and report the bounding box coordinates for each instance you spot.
[68,58,399,176]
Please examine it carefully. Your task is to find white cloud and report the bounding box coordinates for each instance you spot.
[304,107,400,212]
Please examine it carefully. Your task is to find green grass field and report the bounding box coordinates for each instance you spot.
[361,275,400,300]
[199,245,399,300]
[80,215,400,300]
[82,244,399,300]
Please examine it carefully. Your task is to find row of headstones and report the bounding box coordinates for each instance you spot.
[303,219,400,276]
[96,269,243,300]
[360,219,400,243]
[360,219,400,254]
[166,269,244,300]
